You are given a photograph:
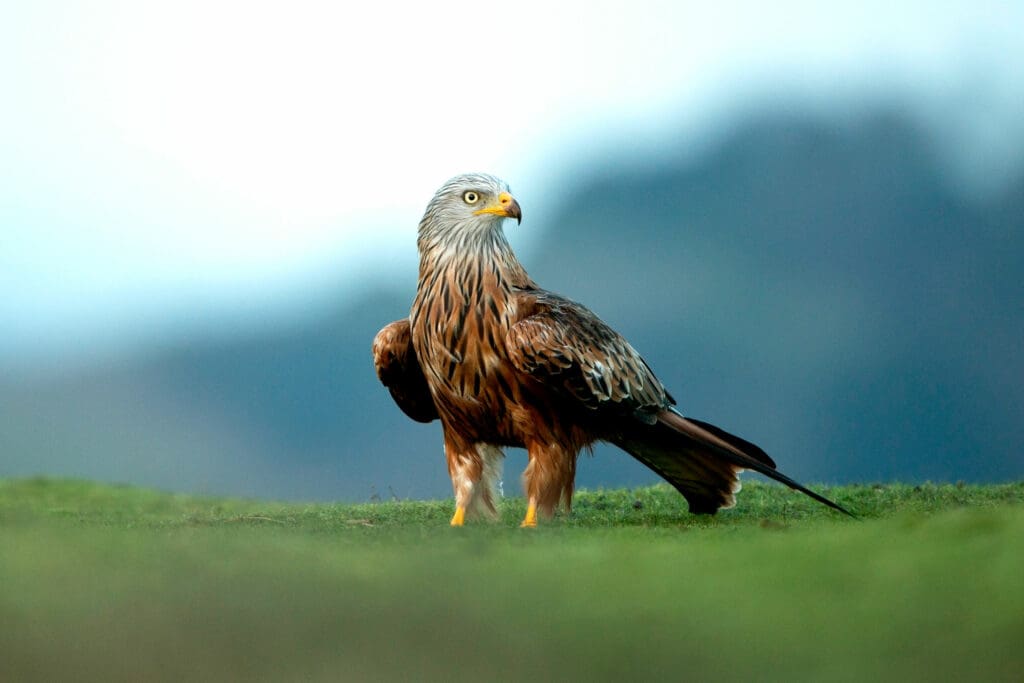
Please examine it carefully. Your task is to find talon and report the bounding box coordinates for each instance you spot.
[450,506,466,527]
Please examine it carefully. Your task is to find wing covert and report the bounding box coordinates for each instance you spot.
[372,319,439,423]
[506,291,673,422]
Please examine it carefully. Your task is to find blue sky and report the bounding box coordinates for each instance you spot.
[3,1,1023,367]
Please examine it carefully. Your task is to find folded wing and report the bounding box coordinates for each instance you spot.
[372,319,439,423]
[506,289,852,516]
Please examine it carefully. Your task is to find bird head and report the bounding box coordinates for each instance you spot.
[418,173,522,244]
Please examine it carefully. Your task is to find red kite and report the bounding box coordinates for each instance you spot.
[373,173,851,526]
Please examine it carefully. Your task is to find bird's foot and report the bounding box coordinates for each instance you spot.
[520,502,537,528]
[450,506,466,527]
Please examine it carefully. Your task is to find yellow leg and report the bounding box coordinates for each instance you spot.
[520,501,537,528]
[450,506,466,527]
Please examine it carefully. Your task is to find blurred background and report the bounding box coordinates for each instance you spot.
[2,1,1022,502]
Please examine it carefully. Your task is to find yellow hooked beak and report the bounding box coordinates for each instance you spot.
[473,191,522,224]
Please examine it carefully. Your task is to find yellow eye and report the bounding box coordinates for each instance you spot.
[463,191,480,204]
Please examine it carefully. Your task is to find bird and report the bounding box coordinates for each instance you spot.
[372,172,852,526]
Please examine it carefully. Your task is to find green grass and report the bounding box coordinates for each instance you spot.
[2,477,1023,682]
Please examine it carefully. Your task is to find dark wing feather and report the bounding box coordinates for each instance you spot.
[685,417,776,469]
[506,290,672,422]
[372,319,439,423]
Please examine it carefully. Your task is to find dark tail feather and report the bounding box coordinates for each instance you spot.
[611,408,854,517]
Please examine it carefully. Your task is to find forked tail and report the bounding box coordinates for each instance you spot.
[611,408,854,517]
